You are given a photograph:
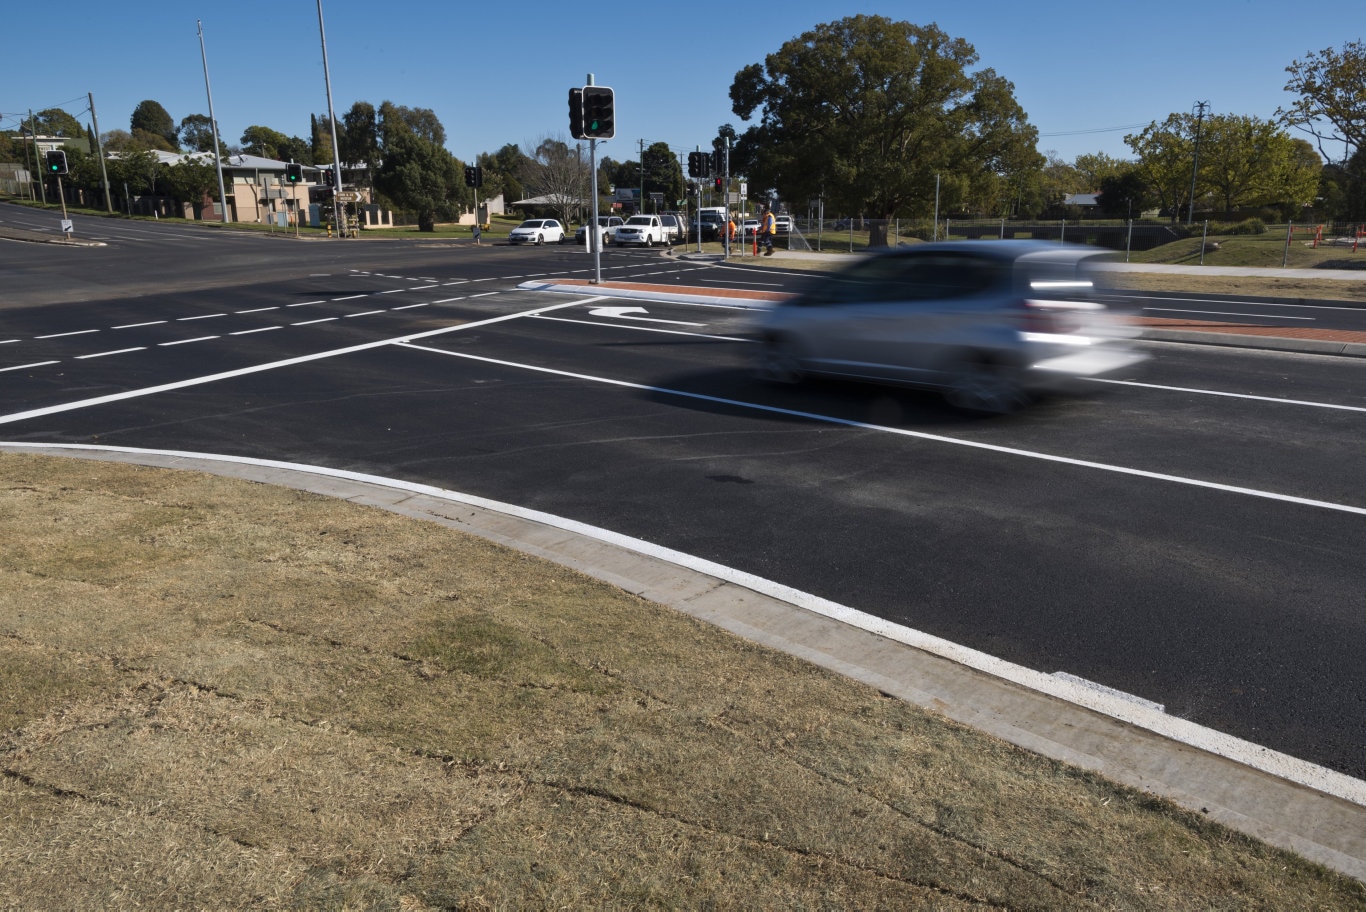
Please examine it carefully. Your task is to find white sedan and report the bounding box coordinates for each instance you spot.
[508,219,565,245]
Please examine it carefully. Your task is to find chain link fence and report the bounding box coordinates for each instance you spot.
[775,218,1366,263]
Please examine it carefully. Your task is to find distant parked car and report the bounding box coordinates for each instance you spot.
[659,214,686,244]
[508,219,565,245]
[614,215,667,247]
[774,215,793,234]
[752,240,1147,413]
[740,218,760,237]
[575,216,624,246]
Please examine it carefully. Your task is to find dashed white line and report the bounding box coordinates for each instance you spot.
[0,361,60,373]
[178,313,226,321]
[158,336,219,346]
[391,302,430,310]
[230,326,283,336]
[77,347,146,359]
[330,295,367,302]
[235,306,280,314]
[114,321,167,329]
[36,329,99,339]
[292,317,339,325]
[344,310,386,318]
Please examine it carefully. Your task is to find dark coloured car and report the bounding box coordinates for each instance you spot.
[752,241,1147,413]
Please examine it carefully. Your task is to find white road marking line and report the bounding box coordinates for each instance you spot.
[531,315,747,341]
[230,326,282,336]
[159,336,219,346]
[0,298,601,426]
[234,306,280,314]
[1,361,60,373]
[1145,307,1315,321]
[392,303,431,310]
[178,313,226,321]
[36,329,99,339]
[396,346,1366,519]
[330,294,367,301]
[344,310,386,318]
[292,317,338,325]
[77,347,146,359]
[1093,378,1366,412]
[114,321,167,329]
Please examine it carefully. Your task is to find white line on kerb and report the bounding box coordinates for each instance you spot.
[2,440,1359,808]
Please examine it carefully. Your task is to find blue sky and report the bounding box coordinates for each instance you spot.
[3,1,1353,167]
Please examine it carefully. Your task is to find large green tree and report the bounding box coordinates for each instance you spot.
[1125,114,1199,221]
[32,108,85,139]
[1279,40,1365,166]
[179,114,228,156]
[161,157,221,215]
[1198,114,1320,216]
[729,15,1041,242]
[373,104,462,231]
[130,100,177,148]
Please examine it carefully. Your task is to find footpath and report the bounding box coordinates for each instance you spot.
[3,229,1365,883]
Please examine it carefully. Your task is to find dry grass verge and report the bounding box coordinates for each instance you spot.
[1,453,1363,909]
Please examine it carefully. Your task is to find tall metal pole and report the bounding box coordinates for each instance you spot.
[317,0,347,236]
[28,110,46,205]
[87,94,113,213]
[587,72,602,284]
[1187,100,1208,226]
[197,22,230,223]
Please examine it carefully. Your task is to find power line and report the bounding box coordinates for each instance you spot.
[1037,122,1151,137]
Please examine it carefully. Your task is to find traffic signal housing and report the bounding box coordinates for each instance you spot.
[687,151,712,179]
[322,168,335,188]
[284,162,303,183]
[714,177,724,191]
[45,150,68,176]
[581,86,615,139]
[464,165,483,188]
[568,87,585,140]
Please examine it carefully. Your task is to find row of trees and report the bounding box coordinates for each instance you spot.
[6,22,1361,230]
[725,19,1364,228]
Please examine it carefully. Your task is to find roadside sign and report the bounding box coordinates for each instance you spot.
[334,190,360,203]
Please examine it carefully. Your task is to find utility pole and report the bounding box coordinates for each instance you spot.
[87,94,113,213]
[1187,100,1209,225]
[28,110,46,205]
[196,23,230,223]
[317,0,347,236]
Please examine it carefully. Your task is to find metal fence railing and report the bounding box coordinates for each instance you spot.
[773,218,1366,263]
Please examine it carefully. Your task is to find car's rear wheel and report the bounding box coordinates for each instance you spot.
[943,356,1029,414]
[758,336,805,384]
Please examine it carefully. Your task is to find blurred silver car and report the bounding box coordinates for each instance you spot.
[753,241,1146,413]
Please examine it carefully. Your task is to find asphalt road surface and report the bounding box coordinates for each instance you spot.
[3,215,1363,784]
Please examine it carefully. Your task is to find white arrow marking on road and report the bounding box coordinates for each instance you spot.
[588,306,705,327]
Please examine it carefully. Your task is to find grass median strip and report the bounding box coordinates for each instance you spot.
[0,452,1361,909]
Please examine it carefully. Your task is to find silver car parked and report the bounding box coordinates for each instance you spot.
[753,241,1146,413]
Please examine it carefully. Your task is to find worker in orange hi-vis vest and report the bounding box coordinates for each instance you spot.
[757,205,777,256]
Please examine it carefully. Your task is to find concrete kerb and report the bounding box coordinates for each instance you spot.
[2,441,1363,883]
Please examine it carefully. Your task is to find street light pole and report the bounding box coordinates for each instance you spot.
[317,0,347,236]
[1187,100,1209,225]
[197,21,230,223]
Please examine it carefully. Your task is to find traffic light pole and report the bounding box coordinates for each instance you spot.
[586,72,602,284]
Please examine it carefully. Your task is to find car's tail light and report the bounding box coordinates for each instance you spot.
[1017,297,1104,340]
